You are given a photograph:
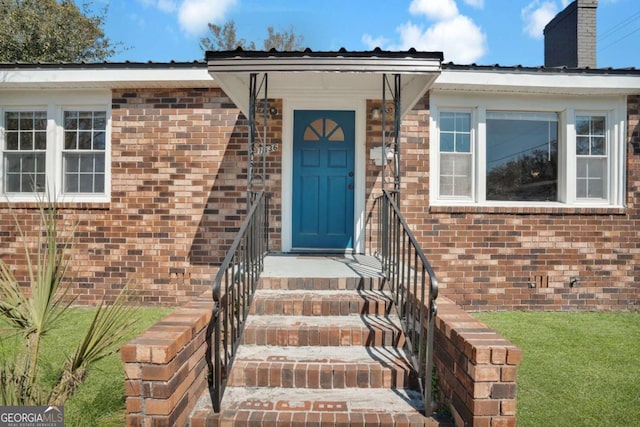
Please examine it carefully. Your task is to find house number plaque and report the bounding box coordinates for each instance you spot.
[255,144,279,155]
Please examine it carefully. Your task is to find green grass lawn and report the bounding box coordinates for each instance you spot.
[0,306,173,427]
[475,311,640,427]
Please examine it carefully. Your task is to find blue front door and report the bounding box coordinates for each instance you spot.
[292,110,355,250]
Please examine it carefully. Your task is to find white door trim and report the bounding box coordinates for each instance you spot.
[282,96,366,253]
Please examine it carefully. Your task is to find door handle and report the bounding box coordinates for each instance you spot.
[348,171,354,177]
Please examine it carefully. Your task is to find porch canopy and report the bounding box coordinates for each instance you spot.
[205,48,443,118]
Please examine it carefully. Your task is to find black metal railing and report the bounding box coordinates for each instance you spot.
[375,190,439,409]
[207,191,269,412]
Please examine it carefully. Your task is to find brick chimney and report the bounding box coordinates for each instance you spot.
[544,0,598,68]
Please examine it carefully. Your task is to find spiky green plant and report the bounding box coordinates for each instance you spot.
[0,198,138,406]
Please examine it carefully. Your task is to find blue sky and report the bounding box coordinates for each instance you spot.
[91,0,639,68]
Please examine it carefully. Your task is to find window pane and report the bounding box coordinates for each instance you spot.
[20,116,33,131]
[486,112,558,201]
[6,174,20,192]
[22,154,35,172]
[95,155,105,173]
[576,158,606,199]
[591,136,605,155]
[35,132,47,150]
[577,158,587,178]
[440,133,454,152]
[94,132,106,150]
[457,133,471,153]
[34,114,47,131]
[441,113,455,132]
[576,116,590,135]
[79,175,92,192]
[455,175,472,196]
[456,114,470,132]
[6,155,20,173]
[440,153,472,197]
[440,153,454,175]
[63,153,103,194]
[592,116,605,135]
[64,112,78,130]
[5,112,19,130]
[576,136,589,155]
[440,176,453,196]
[21,133,33,150]
[65,174,78,193]
[94,113,106,130]
[6,133,18,150]
[79,112,92,130]
[80,155,94,172]
[36,153,45,173]
[94,174,105,193]
[66,154,79,172]
[65,132,77,149]
[35,174,46,192]
[78,132,92,150]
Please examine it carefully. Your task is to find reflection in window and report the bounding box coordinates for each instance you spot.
[576,115,607,199]
[486,112,558,202]
[439,112,472,197]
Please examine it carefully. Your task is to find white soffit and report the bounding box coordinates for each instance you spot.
[207,51,443,117]
[0,66,217,89]
[434,69,640,95]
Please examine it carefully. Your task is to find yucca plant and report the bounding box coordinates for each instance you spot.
[0,197,138,406]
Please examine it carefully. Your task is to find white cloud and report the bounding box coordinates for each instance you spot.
[463,0,484,8]
[157,0,177,13]
[396,17,487,63]
[365,0,487,63]
[361,34,390,49]
[137,0,177,12]
[178,0,237,36]
[409,0,459,21]
[522,1,559,39]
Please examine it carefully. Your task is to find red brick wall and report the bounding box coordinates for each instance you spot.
[393,94,640,311]
[0,88,282,305]
[1,88,638,310]
[434,297,521,426]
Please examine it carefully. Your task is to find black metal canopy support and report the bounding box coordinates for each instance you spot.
[248,73,268,207]
[381,74,402,196]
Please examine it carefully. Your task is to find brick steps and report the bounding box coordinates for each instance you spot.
[189,265,437,426]
[227,345,420,389]
[217,387,436,427]
[249,289,394,316]
[259,276,384,291]
[242,314,406,347]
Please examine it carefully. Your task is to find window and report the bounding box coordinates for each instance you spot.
[63,111,106,193]
[576,115,607,200]
[0,92,110,202]
[3,111,47,193]
[430,94,624,208]
[486,112,558,202]
[439,112,472,198]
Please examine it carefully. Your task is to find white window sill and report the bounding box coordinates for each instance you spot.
[428,201,625,215]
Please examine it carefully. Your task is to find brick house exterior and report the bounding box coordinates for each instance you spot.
[0,59,639,310]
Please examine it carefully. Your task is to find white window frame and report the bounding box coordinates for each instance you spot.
[0,90,111,203]
[430,92,626,208]
[437,109,475,200]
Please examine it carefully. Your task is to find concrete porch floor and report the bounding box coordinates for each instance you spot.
[262,253,384,279]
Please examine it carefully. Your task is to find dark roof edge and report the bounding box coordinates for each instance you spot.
[0,60,206,70]
[443,62,640,75]
[205,48,445,61]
